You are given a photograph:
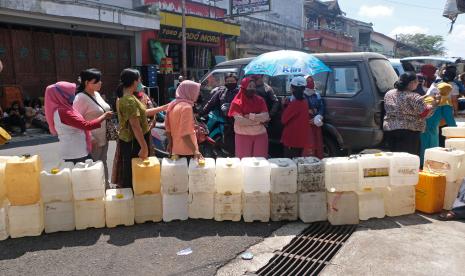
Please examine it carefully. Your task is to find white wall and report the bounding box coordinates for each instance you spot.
[211,0,304,29]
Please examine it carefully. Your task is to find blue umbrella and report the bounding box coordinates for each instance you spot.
[243,50,331,77]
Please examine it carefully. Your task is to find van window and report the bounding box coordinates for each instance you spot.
[313,72,329,95]
[200,68,239,92]
[369,59,398,93]
[327,66,361,97]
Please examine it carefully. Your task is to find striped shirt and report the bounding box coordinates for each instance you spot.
[383,89,430,132]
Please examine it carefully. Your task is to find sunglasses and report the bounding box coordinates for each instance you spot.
[54,85,75,103]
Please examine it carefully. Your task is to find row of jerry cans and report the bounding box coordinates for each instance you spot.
[416,147,465,214]
[324,152,420,192]
[0,156,106,207]
[132,157,324,195]
[0,187,415,239]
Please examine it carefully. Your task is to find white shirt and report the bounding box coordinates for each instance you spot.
[426,81,460,98]
[54,111,88,160]
[73,92,111,147]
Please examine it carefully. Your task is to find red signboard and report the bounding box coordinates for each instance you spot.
[144,0,226,18]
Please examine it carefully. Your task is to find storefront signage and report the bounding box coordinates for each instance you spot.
[230,0,271,16]
[159,25,221,45]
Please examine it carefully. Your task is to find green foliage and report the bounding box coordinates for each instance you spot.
[397,33,446,56]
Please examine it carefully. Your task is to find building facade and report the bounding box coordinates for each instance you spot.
[0,0,160,98]
[140,0,240,80]
[370,31,396,58]
[215,0,305,58]
[304,0,374,53]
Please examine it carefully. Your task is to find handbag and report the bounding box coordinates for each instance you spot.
[83,92,119,141]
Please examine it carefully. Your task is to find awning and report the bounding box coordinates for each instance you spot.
[160,11,240,37]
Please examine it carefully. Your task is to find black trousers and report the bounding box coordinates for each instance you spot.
[283,147,303,159]
[65,154,92,165]
[385,129,420,156]
[5,115,26,133]
[119,133,150,189]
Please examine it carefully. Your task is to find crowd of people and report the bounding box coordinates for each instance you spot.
[383,64,465,163]
[34,63,465,211]
[41,67,326,189]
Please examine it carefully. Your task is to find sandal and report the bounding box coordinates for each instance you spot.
[438,211,457,221]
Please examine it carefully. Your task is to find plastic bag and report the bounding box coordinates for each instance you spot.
[443,0,465,32]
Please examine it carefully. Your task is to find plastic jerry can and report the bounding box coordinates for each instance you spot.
[358,153,390,189]
[270,193,298,221]
[105,188,135,228]
[242,158,271,193]
[0,156,12,201]
[188,158,216,193]
[356,189,385,220]
[214,192,242,222]
[216,158,243,194]
[268,158,297,193]
[424,147,465,182]
[242,192,270,222]
[44,201,75,233]
[298,192,327,223]
[445,138,465,151]
[388,152,420,186]
[162,192,188,222]
[188,192,214,219]
[5,155,42,206]
[293,157,325,192]
[74,198,105,230]
[71,160,105,201]
[383,185,415,217]
[40,163,74,203]
[0,200,8,240]
[134,193,162,224]
[442,126,465,138]
[323,157,360,192]
[415,172,446,214]
[327,192,359,225]
[444,180,462,210]
[132,157,161,195]
[8,200,44,238]
[161,157,188,194]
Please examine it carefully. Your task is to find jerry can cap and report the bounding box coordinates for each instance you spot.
[198,159,206,167]
[277,159,289,167]
[50,168,60,174]
[171,154,179,161]
[143,159,150,166]
[116,194,124,199]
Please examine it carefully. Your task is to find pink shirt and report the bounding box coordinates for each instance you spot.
[233,112,269,136]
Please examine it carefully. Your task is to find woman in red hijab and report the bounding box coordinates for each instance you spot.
[228,77,269,158]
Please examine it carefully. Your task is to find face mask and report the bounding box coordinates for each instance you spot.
[246,89,256,95]
[136,82,144,92]
[225,83,237,90]
[304,88,315,96]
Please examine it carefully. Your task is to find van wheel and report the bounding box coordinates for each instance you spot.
[323,137,339,158]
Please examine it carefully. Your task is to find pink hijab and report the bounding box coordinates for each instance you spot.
[165,80,200,131]
[167,80,200,112]
[44,81,92,152]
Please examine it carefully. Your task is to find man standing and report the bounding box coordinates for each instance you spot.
[252,75,280,118]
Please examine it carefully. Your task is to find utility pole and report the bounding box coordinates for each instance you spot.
[181,0,187,78]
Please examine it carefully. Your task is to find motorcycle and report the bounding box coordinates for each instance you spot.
[151,111,218,158]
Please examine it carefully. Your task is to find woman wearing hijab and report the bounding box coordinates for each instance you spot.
[165,80,203,160]
[44,81,112,164]
[281,76,311,158]
[228,77,269,158]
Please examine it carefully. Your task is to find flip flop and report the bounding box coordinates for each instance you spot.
[438,211,457,221]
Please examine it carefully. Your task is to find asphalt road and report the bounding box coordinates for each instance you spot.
[0,140,285,276]
[0,220,284,276]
